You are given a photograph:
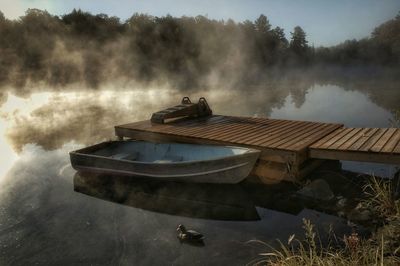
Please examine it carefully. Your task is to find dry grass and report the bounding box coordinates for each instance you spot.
[249,220,399,266]
[362,176,399,219]
[249,176,400,266]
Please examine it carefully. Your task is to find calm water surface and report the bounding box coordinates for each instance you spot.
[0,81,399,265]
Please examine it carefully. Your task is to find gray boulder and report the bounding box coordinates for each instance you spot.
[347,202,373,222]
[297,179,335,201]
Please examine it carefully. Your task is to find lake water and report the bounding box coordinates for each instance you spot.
[0,80,399,265]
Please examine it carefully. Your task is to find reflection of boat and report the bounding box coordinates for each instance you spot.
[73,172,260,221]
[70,141,260,184]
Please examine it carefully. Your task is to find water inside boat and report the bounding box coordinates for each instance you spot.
[87,141,253,163]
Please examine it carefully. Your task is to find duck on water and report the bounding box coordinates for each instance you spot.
[177,224,204,243]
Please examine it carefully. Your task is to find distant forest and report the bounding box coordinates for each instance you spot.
[0,9,399,89]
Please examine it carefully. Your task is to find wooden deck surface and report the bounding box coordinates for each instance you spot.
[310,127,400,164]
[116,115,343,153]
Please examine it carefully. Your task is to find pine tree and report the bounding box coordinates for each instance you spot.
[254,14,271,34]
[290,26,308,54]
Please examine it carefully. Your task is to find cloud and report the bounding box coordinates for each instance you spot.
[0,0,57,19]
[0,0,25,19]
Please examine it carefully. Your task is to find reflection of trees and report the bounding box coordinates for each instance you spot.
[290,87,307,108]
[3,68,400,152]
[0,91,7,106]
[278,67,400,116]
[6,101,127,152]
[390,110,400,128]
[288,78,312,108]
[346,80,400,112]
[4,92,176,152]
[314,68,400,113]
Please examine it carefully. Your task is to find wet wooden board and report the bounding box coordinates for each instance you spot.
[310,127,400,164]
[116,115,342,153]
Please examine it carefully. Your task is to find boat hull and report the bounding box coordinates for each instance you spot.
[70,141,260,184]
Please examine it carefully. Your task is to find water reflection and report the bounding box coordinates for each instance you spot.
[73,172,260,221]
[0,119,17,179]
[270,85,393,127]
[1,89,182,152]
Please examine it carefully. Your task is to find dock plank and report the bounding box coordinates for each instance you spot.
[290,124,344,151]
[226,119,287,142]
[260,121,319,146]
[162,116,232,135]
[329,128,362,150]
[309,128,345,148]
[225,120,289,141]
[338,128,370,150]
[181,120,245,138]
[358,128,388,152]
[348,128,379,151]
[250,121,313,146]
[315,128,349,149]
[370,128,397,153]
[240,120,299,144]
[381,130,400,153]
[394,139,400,153]
[270,123,323,148]
[206,118,280,140]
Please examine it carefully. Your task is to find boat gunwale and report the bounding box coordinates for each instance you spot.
[69,140,261,166]
[73,162,250,178]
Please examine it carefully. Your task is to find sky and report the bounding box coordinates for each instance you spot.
[0,0,399,46]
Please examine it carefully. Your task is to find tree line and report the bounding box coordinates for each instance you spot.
[0,9,399,89]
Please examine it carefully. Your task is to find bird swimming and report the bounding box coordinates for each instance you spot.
[176,224,204,242]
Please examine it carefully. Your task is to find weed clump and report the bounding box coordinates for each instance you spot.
[250,176,400,265]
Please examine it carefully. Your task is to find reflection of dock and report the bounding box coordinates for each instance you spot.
[115,115,400,183]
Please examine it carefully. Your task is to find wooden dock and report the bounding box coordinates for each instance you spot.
[310,128,400,164]
[115,115,400,183]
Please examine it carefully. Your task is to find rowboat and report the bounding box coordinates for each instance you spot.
[70,140,260,184]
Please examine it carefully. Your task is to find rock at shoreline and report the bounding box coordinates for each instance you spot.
[348,209,372,222]
[347,202,373,222]
[336,196,347,209]
[297,179,335,201]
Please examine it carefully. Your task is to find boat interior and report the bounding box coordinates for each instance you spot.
[77,141,253,163]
